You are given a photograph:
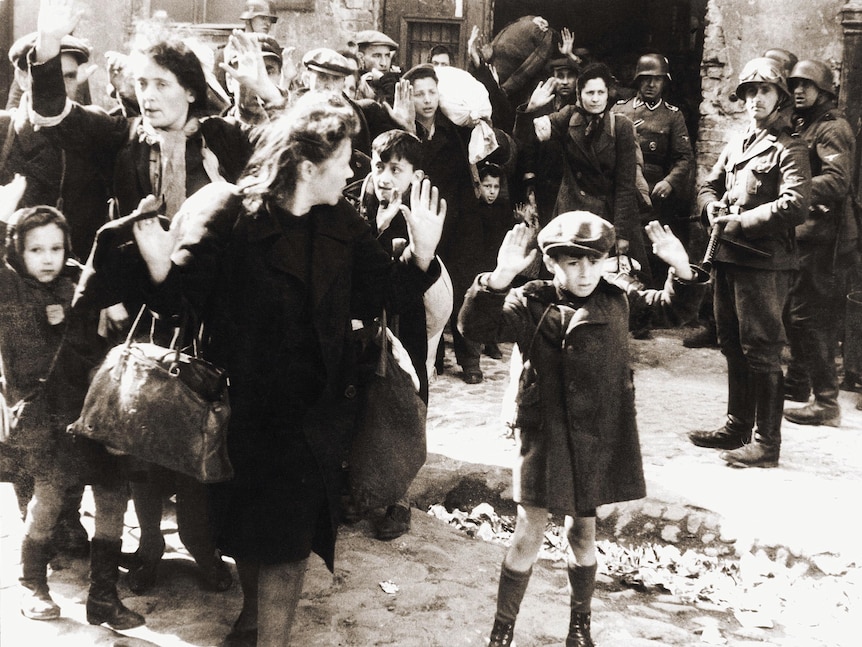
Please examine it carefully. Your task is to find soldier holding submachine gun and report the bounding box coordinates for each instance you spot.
[687,56,811,469]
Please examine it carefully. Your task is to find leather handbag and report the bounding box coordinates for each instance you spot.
[69,305,233,483]
[349,310,427,511]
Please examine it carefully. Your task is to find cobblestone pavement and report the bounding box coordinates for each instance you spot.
[0,327,859,646]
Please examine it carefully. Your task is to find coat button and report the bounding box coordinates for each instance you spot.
[344,385,357,399]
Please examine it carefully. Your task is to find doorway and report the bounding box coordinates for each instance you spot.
[491,0,707,144]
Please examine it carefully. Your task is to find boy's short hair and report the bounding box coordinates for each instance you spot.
[401,63,438,85]
[538,211,615,259]
[428,44,452,60]
[371,129,423,168]
[478,162,502,181]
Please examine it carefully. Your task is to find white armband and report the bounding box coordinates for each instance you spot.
[29,98,73,130]
[533,115,551,142]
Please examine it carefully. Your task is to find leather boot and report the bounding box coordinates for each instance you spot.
[784,327,841,427]
[721,372,782,468]
[487,563,531,647]
[487,618,514,647]
[689,358,754,449]
[86,538,145,630]
[566,563,596,647]
[52,489,90,558]
[783,322,811,402]
[20,537,60,620]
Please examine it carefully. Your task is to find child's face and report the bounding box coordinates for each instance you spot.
[22,223,66,283]
[478,175,500,204]
[544,252,607,297]
[370,152,418,206]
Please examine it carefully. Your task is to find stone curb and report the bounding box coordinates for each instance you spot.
[409,454,854,575]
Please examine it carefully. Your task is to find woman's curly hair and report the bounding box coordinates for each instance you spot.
[238,94,360,213]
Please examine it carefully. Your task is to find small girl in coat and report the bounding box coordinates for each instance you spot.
[0,180,142,628]
[458,212,706,647]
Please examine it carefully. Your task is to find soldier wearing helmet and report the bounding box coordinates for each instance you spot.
[613,53,693,289]
[240,0,278,34]
[782,60,858,426]
[688,56,811,469]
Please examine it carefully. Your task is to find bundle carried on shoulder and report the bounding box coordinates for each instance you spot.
[489,16,558,98]
[435,65,498,164]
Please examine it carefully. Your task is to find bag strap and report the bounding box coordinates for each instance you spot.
[522,303,554,364]
[375,309,390,378]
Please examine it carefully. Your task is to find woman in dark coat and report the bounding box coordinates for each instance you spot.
[29,5,287,594]
[132,95,445,645]
[514,62,651,283]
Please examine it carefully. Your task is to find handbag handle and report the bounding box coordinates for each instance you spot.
[125,304,195,372]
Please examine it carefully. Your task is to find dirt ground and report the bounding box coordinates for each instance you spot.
[0,326,859,646]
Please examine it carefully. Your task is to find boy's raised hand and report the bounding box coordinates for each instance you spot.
[487,224,537,290]
[645,220,693,280]
[0,175,27,223]
[404,178,445,270]
[385,80,416,134]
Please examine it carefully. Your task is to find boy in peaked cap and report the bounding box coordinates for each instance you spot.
[458,213,706,647]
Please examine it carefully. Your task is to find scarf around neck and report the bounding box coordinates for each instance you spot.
[137,117,226,219]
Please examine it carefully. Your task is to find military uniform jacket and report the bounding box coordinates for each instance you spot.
[792,103,857,247]
[697,122,811,270]
[612,96,693,193]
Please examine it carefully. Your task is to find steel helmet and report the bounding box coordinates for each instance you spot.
[789,59,836,98]
[240,0,277,23]
[762,48,798,75]
[732,57,790,102]
[633,53,671,81]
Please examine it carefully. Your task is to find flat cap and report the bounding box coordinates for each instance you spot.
[538,211,616,257]
[302,48,354,77]
[548,57,579,73]
[354,29,398,50]
[240,0,277,22]
[9,32,90,70]
[251,34,282,63]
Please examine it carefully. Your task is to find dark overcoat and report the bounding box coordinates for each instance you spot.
[458,271,705,515]
[145,183,439,569]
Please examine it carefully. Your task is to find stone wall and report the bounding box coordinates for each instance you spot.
[697,0,848,181]
[9,0,379,109]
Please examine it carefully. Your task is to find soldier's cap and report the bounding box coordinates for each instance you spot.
[354,29,398,51]
[240,0,277,22]
[227,33,282,66]
[548,57,579,73]
[302,48,354,77]
[9,32,90,71]
[538,211,616,258]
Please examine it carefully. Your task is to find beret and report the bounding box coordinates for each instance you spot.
[354,29,398,50]
[538,211,616,257]
[9,32,90,70]
[302,48,354,77]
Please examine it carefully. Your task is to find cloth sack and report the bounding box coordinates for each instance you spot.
[69,306,233,483]
[435,65,499,164]
[489,16,557,98]
[350,311,427,511]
